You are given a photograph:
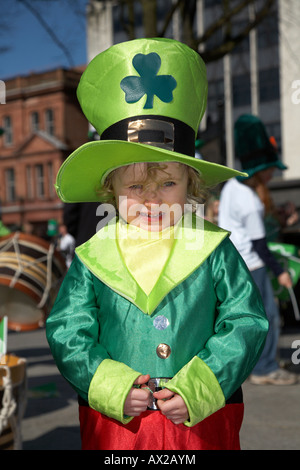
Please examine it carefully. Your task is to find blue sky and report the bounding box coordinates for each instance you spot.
[1,0,89,80]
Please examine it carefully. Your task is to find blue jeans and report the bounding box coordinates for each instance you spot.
[250,266,280,375]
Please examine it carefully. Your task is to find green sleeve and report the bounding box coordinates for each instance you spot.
[168,238,268,427]
[46,255,140,419]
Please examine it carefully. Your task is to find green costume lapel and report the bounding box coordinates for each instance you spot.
[75,215,229,315]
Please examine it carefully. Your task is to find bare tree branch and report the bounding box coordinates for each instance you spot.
[158,0,183,37]
[201,0,277,62]
[17,0,75,67]
[118,0,277,63]
[141,0,158,37]
[9,0,277,67]
[119,0,136,40]
[197,0,252,46]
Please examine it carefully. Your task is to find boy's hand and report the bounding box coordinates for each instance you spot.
[153,388,189,425]
[124,374,150,417]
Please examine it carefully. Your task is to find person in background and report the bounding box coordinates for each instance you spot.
[58,223,75,269]
[205,194,220,224]
[22,222,34,235]
[218,114,298,386]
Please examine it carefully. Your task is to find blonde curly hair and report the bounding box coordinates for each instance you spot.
[96,162,208,212]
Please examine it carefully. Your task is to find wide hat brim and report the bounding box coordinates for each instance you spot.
[239,160,287,180]
[55,140,247,203]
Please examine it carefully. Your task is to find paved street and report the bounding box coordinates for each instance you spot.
[3,325,300,450]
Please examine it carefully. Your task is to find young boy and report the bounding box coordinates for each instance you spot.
[46,38,268,450]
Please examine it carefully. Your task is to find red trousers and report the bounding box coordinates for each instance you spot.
[79,404,244,450]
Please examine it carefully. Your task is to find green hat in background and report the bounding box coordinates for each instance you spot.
[0,220,10,237]
[234,114,287,179]
[55,38,247,203]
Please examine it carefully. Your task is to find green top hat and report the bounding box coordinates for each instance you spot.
[55,38,246,203]
[234,114,287,179]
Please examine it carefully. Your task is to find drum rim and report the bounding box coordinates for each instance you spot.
[0,232,65,332]
[0,232,66,268]
[0,277,42,305]
[6,319,44,332]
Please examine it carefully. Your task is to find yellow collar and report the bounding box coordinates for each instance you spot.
[117,220,176,295]
[76,214,229,315]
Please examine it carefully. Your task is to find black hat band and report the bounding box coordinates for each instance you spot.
[101,115,195,157]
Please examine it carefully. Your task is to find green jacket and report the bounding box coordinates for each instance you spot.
[46,217,268,427]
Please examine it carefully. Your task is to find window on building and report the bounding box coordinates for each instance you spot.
[31,112,39,132]
[205,27,223,51]
[257,15,279,48]
[26,166,34,199]
[230,20,250,55]
[47,162,55,198]
[205,0,222,7]
[207,79,225,121]
[3,115,13,146]
[5,168,16,202]
[232,73,251,107]
[45,109,55,136]
[259,68,280,103]
[35,164,45,199]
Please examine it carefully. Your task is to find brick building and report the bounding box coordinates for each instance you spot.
[0,67,88,236]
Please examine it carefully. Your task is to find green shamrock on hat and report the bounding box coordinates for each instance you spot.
[120,52,177,109]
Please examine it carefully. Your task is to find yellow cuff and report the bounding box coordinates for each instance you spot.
[88,359,141,424]
[166,356,225,427]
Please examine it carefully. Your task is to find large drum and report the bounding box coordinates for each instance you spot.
[0,232,66,332]
[0,354,27,450]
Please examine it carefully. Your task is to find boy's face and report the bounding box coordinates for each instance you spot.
[112,162,189,231]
